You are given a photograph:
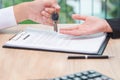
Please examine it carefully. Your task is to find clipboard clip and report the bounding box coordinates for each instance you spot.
[9,31,27,41]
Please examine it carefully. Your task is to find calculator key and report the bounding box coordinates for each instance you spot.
[101,76,109,80]
[68,74,75,79]
[94,77,103,80]
[88,74,96,78]
[60,76,68,80]
[82,71,89,75]
[107,79,113,80]
[81,75,88,79]
[66,79,73,80]
[88,70,96,74]
[95,73,102,77]
[74,77,82,80]
[75,73,82,77]
[53,78,60,80]
[88,73,101,78]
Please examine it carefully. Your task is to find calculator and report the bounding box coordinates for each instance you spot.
[51,70,113,80]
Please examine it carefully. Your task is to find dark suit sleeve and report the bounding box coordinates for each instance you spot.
[106,18,120,39]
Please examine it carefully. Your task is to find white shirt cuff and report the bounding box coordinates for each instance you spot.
[0,6,17,30]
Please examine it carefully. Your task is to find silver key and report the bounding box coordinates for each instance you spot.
[52,12,59,32]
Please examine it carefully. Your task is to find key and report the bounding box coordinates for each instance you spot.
[51,12,59,32]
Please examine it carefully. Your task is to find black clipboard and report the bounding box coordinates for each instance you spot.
[2,28,110,55]
[3,35,110,55]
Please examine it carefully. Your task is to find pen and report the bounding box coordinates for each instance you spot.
[68,55,111,59]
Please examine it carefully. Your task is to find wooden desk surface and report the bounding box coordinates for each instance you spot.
[0,24,120,80]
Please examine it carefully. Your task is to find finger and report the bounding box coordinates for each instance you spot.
[42,16,53,25]
[53,4,61,12]
[60,25,89,36]
[60,26,99,36]
[72,14,88,21]
[42,0,60,12]
[60,26,79,31]
[45,8,55,14]
[41,11,51,18]
[59,26,81,36]
[60,29,83,36]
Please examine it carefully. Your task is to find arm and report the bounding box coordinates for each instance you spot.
[0,6,17,29]
[106,18,120,39]
[0,0,60,30]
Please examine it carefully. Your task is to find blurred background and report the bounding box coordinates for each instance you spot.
[0,0,120,24]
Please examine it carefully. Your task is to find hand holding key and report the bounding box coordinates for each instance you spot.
[52,12,59,32]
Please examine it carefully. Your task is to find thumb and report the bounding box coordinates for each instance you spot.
[72,14,87,21]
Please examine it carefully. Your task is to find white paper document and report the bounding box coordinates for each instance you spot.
[3,27,108,54]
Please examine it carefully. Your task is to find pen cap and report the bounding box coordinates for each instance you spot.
[52,12,59,21]
[87,55,109,59]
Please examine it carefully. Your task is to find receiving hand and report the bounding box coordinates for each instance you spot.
[60,14,112,36]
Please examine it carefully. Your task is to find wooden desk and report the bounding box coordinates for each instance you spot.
[0,24,120,80]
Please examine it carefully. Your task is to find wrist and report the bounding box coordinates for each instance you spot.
[104,19,113,32]
[13,2,29,23]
